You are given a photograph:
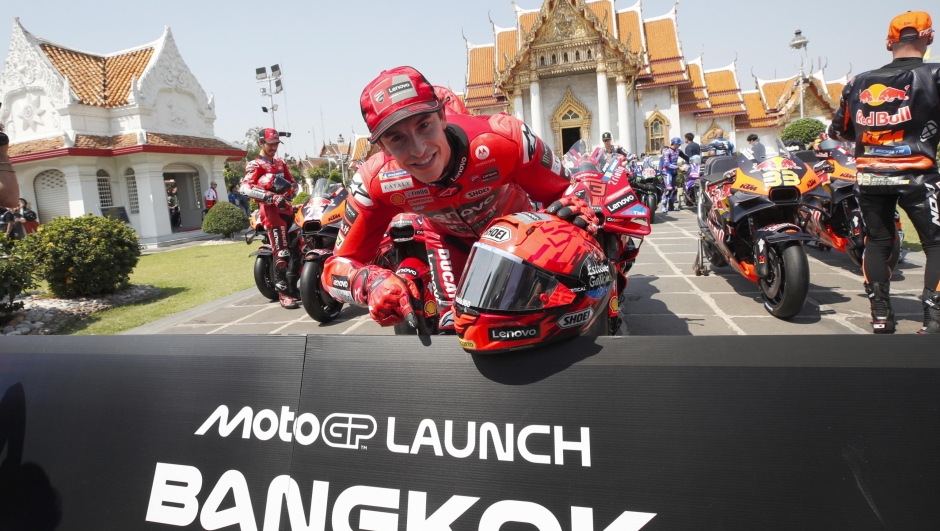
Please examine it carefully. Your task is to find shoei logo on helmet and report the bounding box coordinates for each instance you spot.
[488,326,540,341]
[558,308,593,328]
[481,225,511,243]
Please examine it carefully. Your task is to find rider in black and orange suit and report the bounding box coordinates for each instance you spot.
[240,128,301,309]
[321,66,597,329]
[829,11,940,334]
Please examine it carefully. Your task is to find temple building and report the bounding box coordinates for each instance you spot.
[463,0,847,155]
[1,18,245,246]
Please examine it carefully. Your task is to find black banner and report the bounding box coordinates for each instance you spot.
[1,335,938,530]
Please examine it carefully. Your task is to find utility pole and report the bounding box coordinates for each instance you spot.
[789,29,810,120]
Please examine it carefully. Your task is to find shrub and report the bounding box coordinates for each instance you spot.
[250,199,259,212]
[0,235,36,320]
[22,214,140,298]
[782,118,827,145]
[292,191,310,206]
[202,201,249,238]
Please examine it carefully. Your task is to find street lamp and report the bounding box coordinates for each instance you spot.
[789,29,810,119]
[255,64,283,128]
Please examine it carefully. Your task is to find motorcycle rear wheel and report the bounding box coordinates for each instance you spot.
[760,242,810,320]
[254,256,279,301]
[299,261,343,322]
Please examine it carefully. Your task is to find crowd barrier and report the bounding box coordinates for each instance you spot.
[0,334,937,530]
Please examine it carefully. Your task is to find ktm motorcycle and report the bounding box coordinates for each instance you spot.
[798,139,903,268]
[246,178,347,322]
[695,139,819,319]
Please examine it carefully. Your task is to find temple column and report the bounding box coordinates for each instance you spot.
[596,64,611,141]
[513,89,525,122]
[616,75,631,152]
[529,79,543,139]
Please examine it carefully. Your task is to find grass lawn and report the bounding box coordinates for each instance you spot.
[898,210,922,252]
[62,240,261,335]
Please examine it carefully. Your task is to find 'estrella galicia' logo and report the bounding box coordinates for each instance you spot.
[322,414,377,449]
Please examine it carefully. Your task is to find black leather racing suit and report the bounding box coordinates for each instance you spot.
[829,57,940,330]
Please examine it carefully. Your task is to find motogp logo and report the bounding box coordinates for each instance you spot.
[321,414,378,449]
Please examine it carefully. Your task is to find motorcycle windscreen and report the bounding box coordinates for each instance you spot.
[456,243,559,312]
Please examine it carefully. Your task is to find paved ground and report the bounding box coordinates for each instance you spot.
[125,209,928,336]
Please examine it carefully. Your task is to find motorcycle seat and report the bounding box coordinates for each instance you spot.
[703,156,737,184]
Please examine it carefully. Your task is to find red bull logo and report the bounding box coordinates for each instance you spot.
[752,158,798,172]
[855,106,913,127]
[858,84,910,106]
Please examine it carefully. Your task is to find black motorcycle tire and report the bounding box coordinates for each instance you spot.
[646,194,657,224]
[254,256,279,301]
[685,188,696,207]
[299,261,343,323]
[703,241,728,267]
[760,241,810,320]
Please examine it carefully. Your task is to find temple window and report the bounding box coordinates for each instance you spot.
[575,51,580,61]
[562,109,580,121]
[540,56,545,66]
[563,52,569,63]
[587,49,592,60]
[647,115,667,153]
[551,54,557,64]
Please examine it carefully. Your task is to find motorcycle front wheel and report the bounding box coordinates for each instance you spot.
[254,255,279,301]
[646,194,658,224]
[760,241,810,320]
[299,261,343,322]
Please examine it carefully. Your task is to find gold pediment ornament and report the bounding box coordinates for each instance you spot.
[496,0,642,94]
[550,87,592,154]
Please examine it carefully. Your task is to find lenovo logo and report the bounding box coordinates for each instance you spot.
[488,326,540,341]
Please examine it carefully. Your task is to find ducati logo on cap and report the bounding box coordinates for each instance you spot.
[374,90,385,104]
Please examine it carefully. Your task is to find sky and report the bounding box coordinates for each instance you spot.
[1,1,936,158]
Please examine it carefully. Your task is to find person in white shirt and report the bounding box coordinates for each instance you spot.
[204,181,218,210]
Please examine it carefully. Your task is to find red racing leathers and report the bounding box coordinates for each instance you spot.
[322,112,572,327]
[240,157,298,274]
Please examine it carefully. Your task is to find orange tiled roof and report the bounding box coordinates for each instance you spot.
[735,91,779,130]
[496,29,518,73]
[518,11,539,37]
[616,9,645,55]
[9,133,239,158]
[639,13,687,87]
[586,0,614,35]
[827,79,847,101]
[759,77,797,112]
[678,60,710,114]
[467,45,495,86]
[701,67,745,117]
[40,44,154,107]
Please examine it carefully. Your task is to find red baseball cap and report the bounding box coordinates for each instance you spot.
[888,11,933,43]
[360,66,442,142]
[260,128,281,144]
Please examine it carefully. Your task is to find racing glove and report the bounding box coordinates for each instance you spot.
[544,196,599,234]
[274,195,291,209]
[365,269,421,327]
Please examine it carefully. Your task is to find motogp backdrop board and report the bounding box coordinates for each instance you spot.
[1,335,939,530]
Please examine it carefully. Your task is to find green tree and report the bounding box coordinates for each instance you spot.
[306,163,343,184]
[222,127,263,191]
[781,118,827,145]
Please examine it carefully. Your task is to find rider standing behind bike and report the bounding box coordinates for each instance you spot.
[659,137,689,213]
[240,128,300,309]
[320,66,597,330]
[830,11,940,334]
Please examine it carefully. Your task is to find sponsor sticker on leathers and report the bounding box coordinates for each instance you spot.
[380,169,410,180]
[380,178,414,193]
[405,188,430,198]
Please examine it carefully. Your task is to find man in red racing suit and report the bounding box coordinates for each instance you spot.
[829,11,940,334]
[321,66,597,329]
[240,128,300,309]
